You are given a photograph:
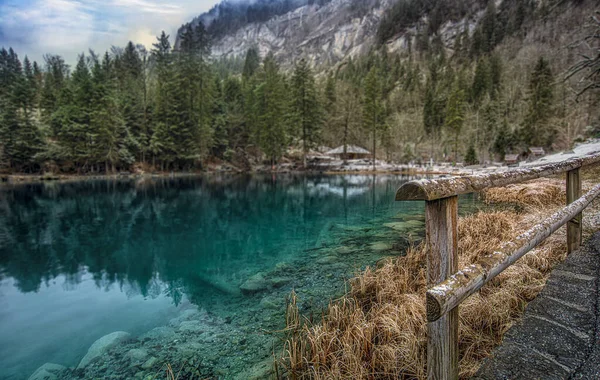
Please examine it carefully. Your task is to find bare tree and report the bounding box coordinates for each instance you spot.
[567,12,600,96]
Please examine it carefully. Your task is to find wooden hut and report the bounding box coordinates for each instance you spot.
[326,145,372,160]
[504,154,520,166]
[528,147,545,158]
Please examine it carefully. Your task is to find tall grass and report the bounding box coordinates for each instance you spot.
[280,180,569,379]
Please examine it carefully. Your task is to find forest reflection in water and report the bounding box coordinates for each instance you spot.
[1,174,439,379]
[0,174,418,300]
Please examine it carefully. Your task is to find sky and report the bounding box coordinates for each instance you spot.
[0,0,221,65]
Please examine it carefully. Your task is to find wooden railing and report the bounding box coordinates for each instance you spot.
[395,152,600,380]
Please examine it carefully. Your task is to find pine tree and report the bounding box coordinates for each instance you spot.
[40,55,69,132]
[174,24,214,167]
[445,84,466,163]
[242,47,260,82]
[252,53,287,165]
[90,52,129,172]
[363,66,385,171]
[324,73,336,109]
[116,42,144,162]
[223,76,246,154]
[290,58,322,167]
[471,57,490,105]
[65,53,94,168]
[334,81,362,163]
[322,73,337,150]
[471,0,499,56]
[423,61,446,161]
[493,119,510,161]
[464,143,478,165]
[488,53,502,97]
[0,49,21,169]
[481,0,498,53]
[522,57,554,147]
[150,32,176,169]
[480,95,500,160]
[211,77,229,158]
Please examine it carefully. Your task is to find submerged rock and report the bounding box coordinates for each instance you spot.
[240,273,269,295]
[317,255,338,264]
[384,220,423,231]
[260,295,282,310]
[404,220,424,228]
[140,326,175,341]
[274,262,292,272]
[28,363,65,380]
[269,277,292,288]
[179,320,203,333]
[383,222,406,231]
[340,225,367,232]
[179,308,200,320]
[125,348,149,363]
[401,214,426,222]
[370,242,392,252]
[335,246,355,255]
[77,331,131,369]
[141,356,158,370]
[236,358,275,380]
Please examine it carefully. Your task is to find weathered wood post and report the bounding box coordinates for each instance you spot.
[567,168,582,253]
[425,196,459,380]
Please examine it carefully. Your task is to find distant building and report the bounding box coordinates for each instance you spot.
[528,147,545,158]
[326,145,372,160]
[316,145,332,154]
[504,154,520,166]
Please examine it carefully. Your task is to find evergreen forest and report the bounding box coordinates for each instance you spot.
[0,0,599,174]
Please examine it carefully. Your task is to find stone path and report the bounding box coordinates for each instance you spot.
[475,233,600,379]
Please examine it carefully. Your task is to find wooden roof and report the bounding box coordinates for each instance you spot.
[529,147,545,155]
[326,145,371,155]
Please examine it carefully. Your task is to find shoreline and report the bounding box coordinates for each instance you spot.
[0,167,461,186]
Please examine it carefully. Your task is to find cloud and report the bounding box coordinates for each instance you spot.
[110,0,183,15]
[1,0,96,55]
[0,0,220,65]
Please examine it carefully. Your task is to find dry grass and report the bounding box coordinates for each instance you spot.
[279,179,573,379]
[482,178,565,207]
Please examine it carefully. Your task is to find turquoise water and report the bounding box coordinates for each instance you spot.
[0,175,481,379]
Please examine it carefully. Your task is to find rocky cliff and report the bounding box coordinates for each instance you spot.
[182,0,489,69]
[207,0,393,68]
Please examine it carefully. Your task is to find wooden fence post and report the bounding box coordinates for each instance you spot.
[567,168,582,253]
[426,196,459,380]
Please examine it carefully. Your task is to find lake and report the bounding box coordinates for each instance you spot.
[0,174,481,379]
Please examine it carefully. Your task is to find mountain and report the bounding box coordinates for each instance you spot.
[209,0,391,68]
[178,0,490,69]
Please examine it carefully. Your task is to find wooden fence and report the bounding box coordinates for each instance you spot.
[395,153,600,380]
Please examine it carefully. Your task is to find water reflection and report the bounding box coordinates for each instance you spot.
[0,174,416,301]
[0,174,427,379]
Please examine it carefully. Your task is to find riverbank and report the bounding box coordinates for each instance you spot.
[279,171,600,378]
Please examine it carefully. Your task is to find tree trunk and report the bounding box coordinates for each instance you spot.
[373,129,376,172]
[303,124,307,169]
[455,134,458,164]
[343,116,348,165]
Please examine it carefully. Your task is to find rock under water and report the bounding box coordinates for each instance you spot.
[77,331,131,369]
